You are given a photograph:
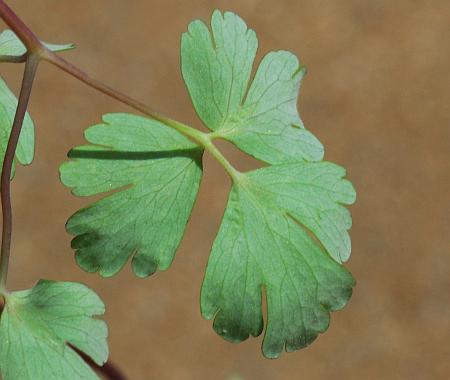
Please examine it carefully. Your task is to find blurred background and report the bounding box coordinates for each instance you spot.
[1,0,449,379]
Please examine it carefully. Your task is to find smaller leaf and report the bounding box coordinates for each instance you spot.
[181,10,324,164]
[0,29,74,60]
[60,113,203,278]
[0,280,108,380]
[0,76,34,175]
[201,161,355,357]
[249,162,356,263]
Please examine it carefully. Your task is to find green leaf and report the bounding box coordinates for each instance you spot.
[181,10,323,164]
[60,10,356,358]
[250,162,355,263]
[0,76,34,174]
[0,29,74,59]
[201,162,355,358]
[0,280,108,380]
[60,113,203,277]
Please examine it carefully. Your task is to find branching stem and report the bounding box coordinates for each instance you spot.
[44,50,242,181]
[0,0,241,179]
[43,53,241,179]
[0,0,242,377]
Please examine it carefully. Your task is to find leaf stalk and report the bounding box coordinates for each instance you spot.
[0,0,242,181]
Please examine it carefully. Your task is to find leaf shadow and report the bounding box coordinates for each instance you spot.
[68,147,203,162]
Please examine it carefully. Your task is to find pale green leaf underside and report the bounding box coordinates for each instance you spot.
[59,9,356,359]
[0,29,74,59]
[249,162,355,263]
[181,10,323,164]
[201,162,355,358]
[60,113,203,277]
[0,76,34,174]
[0,280,108,380]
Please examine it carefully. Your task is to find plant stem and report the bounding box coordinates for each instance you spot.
[196,134,242,182]
[43,53,206,145]
[42,50,243,180]
[0,0,242,180]
[0,1,241,377]
[0,54,39,291]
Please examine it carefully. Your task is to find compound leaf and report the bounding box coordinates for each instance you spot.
[201,162,355,358]
[0,280,108,380]
[60,10,356,359]
[0,76,34,175]
[60,113,203,277]
[0,29,74,60]
[181,10,323,164]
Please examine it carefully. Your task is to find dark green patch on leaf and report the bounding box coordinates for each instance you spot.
[201,162,355,358]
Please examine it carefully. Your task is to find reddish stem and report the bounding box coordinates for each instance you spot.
[0,54,39,290]
[0,1,130,378]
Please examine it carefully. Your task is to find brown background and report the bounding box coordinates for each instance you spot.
[1,0,449,379]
